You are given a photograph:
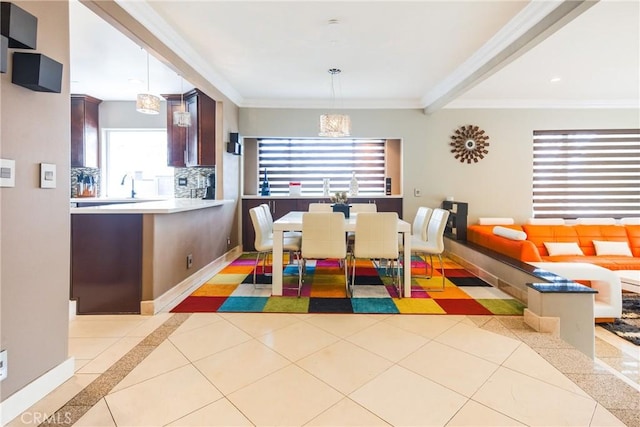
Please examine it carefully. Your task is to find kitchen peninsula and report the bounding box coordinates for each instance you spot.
[71,199,235,314]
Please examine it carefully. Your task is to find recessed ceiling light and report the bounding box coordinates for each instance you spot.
[550,76,562,83]
[128,78,143,85]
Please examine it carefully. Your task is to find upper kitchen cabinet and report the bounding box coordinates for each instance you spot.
[163,89,216,167]
[71,94,102,168]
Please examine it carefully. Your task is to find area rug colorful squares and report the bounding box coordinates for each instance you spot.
[171,254,526,315]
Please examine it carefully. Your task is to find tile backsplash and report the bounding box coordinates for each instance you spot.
[71,166,214,199]
[71,167,101,198]
[174,167,215,198]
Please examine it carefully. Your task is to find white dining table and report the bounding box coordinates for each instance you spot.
[272,211,412,297]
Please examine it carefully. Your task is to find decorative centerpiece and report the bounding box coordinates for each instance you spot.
[330,191,351,217]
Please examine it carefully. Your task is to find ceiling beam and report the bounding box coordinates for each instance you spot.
[422,0,599,114]
[78,0,239,107]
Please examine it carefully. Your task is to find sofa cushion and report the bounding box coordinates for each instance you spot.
[626,225,640,257]
[574,225,629,256]
[478,217,514,225]
[493,226,527,241]
[526,218,565,225]
[576,217,617,225]
[544,242,584,256]
[522,225,579,256]
[593,240,633,257]
[467,225,542,262]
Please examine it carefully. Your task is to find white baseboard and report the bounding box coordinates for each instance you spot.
[68,300,76,321]
[140,246,242,315]
[1,357,75,426]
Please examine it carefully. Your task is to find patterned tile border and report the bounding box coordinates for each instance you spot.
[38,313,191,427]
[473,316,640,427]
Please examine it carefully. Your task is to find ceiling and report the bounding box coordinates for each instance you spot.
[69,0,640,111]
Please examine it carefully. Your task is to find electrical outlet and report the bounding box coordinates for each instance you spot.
[0,349,7,381]
[186,254,193,269]
[227,237,231,246]
[413,188,422,197]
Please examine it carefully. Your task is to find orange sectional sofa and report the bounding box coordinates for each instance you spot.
[467,223,640,270]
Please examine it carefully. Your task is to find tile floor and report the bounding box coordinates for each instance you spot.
[7,312,640,427]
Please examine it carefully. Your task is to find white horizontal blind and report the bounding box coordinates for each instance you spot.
[258,138,386,196]
[532,129,640,219]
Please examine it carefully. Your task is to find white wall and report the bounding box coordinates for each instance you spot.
[100,100,167,129]
[0,0,71,402]
[240,107,640,224]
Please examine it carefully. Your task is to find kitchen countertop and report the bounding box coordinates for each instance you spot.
[71,197,169,203]
[241,195,403,199]
[71,198,234,214]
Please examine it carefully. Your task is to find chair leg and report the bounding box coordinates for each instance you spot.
[298,257,304,297]
[428,255,434,278]
[253,252,262,285]
[350,255,356,297]
[438,253,446,290]
[397,258,403,298]
[343,257,349,297]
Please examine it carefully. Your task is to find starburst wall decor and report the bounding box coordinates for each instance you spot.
[450,125,490,163]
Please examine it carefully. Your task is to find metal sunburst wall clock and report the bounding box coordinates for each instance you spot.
[450,125,490,163]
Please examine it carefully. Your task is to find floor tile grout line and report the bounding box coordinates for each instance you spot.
[478,318,640,427]
[29,310,638,427]
[37,313,192,427]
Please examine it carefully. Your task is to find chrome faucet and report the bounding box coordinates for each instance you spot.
[120,174,136,198]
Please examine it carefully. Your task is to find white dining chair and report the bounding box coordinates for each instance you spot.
[399,206,433,248]
[298,212,348,297]
[349,203,377,213]
[346,203,378,252]
[249,206,301,287]
[410,207,450,290]
[260,203,301,263]
[308,203,332,212]
[351,212,402,298]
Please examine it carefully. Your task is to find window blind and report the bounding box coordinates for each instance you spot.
[257,138,386,196]
[532,129,640,219]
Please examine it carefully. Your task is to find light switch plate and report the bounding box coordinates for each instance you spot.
[0,159,15,187]
[0,349,7,381]
[40,163,56,188]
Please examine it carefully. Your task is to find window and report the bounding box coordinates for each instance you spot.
[102,129,174,198]
[257,138,387,195]
[532,129,640,219]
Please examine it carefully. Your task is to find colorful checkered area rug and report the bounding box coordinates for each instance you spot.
[171,254,525,315]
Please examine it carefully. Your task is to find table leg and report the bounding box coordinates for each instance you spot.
[272,229,284,295]
[403,231,411,298]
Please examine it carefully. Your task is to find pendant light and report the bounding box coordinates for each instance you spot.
[319,68,351,137]
[173,75,191,127]
[136,51,160,115]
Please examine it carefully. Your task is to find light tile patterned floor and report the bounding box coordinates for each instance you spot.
[7,312,639,427]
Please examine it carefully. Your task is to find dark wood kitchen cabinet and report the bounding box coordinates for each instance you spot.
[163,89,216,167]
[71,94,101,168]
[71,214,142,314]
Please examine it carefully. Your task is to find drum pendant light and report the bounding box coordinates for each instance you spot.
[319,68,351,137]
[136,51,160,115]
[173,75,191,127]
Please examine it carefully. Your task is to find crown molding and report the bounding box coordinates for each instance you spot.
[241,98,424,110]
[445,98,640,109]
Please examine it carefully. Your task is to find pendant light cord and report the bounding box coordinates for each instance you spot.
[146,52,150,93]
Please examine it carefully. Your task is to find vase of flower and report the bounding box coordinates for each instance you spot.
[330,191,350,218]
